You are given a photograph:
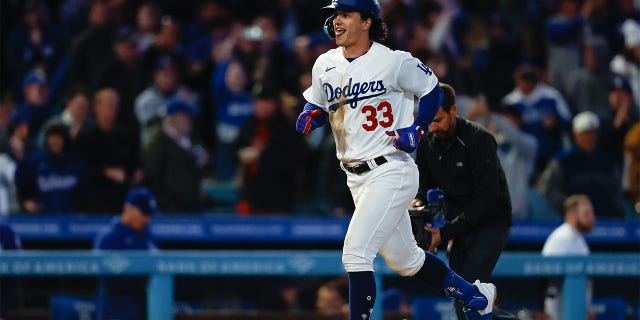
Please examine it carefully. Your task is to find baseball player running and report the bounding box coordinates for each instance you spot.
[296,1,496,319]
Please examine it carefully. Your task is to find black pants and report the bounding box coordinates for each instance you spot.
[448,225,510,320]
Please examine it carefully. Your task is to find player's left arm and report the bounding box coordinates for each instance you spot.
[386,58,442,153]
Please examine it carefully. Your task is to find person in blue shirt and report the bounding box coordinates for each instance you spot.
[93,187,158,320]
[14,123,87,214]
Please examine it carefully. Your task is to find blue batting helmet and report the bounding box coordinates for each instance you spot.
[322,0,381,17]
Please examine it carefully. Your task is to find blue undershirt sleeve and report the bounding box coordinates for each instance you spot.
[303,102,322,112]
[413,83,443,128]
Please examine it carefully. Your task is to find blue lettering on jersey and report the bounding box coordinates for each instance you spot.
[323,78,387,112]
[417,63,433,75]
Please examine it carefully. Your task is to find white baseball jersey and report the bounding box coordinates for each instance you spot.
[303,42,439,163]
[542,223,592,320]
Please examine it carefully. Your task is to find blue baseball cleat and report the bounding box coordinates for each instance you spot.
[464,280,496,319]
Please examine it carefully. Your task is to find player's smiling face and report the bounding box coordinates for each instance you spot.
[333,10,371,51]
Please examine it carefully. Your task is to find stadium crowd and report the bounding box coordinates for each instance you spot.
[0,0,639,220]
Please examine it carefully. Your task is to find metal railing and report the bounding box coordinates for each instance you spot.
[1,251,638,320]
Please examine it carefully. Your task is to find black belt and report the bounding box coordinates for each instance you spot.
[343,156,388,174]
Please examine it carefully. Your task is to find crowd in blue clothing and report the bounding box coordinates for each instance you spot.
[0,0,639,220]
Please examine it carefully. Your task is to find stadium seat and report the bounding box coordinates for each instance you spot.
[50,295,96,320]
[527,189,561,220]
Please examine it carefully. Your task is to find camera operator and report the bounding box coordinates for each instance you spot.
[411,83,513,320]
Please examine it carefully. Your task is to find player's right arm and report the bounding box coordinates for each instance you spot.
[296,102,328,135]
[296,57,330,135]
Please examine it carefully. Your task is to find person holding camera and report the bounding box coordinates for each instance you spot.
[411,83,513,320]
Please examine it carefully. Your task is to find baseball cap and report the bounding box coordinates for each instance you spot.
[621,19,640,49]
[166,99,198,116]
[572,111,600,134]
[115,25,135,43]
[125,187,158,216]
[155,55,176,71]
[22,69,47,87]
[253,84,280,101]
[322,0,381,16]
[610,75,632,93]
[9,106,31,129]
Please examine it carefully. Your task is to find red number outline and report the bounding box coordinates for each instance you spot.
[361,101,394,131]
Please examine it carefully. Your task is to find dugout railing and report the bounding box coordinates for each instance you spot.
[0,251,638,320]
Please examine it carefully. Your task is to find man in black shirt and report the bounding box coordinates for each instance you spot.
[412,83,512,320]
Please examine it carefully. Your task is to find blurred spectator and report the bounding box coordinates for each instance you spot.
[600,75,639,168]
[75,88,143,214]
[273,0,300,55]
[537,111,624,218]
[315,277,348,316]
[381,287,411,314]
[542,194,595,320]
[184,0,229,62]
[210,59,254,181]
[0,137,18,216]
[0,220,22,318]
[8,107,31,161]
[93,187,158,320]
[132,2,161,54]
[14,123,86,214]
[0,220,21,249]
[63,0,117,92]
[545,0,589,95]
[57,0,91,39]
[467,98,538,219]
[407,1,448,58]
[11,68,52,153]
[94,26,143,131]
[137,15,191,92]
[5,1,66,98]
[143,99,208,213]
[135,55,198,147]
[0,103,18,215]
[624,122,640,215]
[292,33,334,76]
[256,281,301,312]
[565,37,611,118]
[499,0,547,67]
[36,85,90,148]
[475,13,522,108]
[502,64,573,175]
[230,87,307,214]
[380,0,411,50]
[235,16,296,93]
[610,19,640,110]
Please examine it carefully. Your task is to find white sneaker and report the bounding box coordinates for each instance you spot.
[473,280,496,315]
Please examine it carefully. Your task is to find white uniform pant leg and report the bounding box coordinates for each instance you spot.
[342,158,425,276]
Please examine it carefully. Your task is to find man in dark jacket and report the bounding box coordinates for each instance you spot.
[143,99,208,213]
[75,88,143,213]
[412,83,512,320]
[231,86,308,214]
[537,111,624,218]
